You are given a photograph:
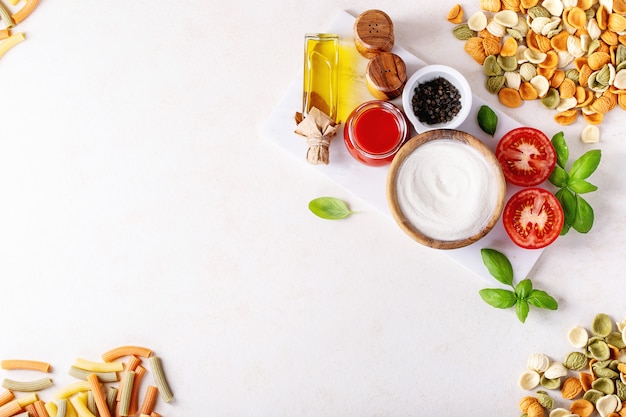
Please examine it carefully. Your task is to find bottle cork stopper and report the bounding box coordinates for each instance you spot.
[354,10,394,59]
[365,52,407,100]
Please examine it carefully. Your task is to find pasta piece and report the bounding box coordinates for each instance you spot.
[73,359,123,373]
[124,356,141,372]
[86,374,111,417]
[0,2,14,29]
[65,399,78,417]
[54,381,90,399]
[101,346,152,362]
[2,377,53,392]
[149,413,161,417]
[0,400,22,417]
[138,386,158,416]
[105,387,117,415]
[0,32,25,59]
[24,404,37,417]
[0,390,14,407]
[128,365,146,415]
[11,0,39,25]
[1,359,51,373]
[34,400,50,417]
[44,401,58,417]
[117,371,135,417]
[68,393,96,417]
[68,367,118,383]
[57,399,67,417]
[15,393,38,408]
[86,392,96,416]
[147,356,173,403]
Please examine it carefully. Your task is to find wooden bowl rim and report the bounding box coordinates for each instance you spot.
[386,129,506,250]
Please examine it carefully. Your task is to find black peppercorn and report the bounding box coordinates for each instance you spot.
[411,77,462,125]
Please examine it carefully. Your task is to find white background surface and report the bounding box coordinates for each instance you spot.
[1,1,625,416]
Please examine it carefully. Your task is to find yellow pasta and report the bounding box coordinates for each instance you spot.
[2,377,53,392]
[54,381,90,399]
[15,392,38,408]
[72,358,124,373]
[45,401,58,417]
[0,33,25,60]
[68,393,96,417]
[147,356,173,403]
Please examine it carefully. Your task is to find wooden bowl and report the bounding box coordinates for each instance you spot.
[386,129,506,249]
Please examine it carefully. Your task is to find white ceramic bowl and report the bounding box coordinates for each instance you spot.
[401,64,472,133]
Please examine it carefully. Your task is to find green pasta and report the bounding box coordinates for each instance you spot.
[0,2,14,29]
[118,371,135,416]
[106,386,118,415]
[57,399,67,417]
[68,366,119,383]
[1,377,53,392]
[147,355,174,403]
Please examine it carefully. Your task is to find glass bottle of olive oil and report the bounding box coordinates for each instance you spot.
[302,33,339,122]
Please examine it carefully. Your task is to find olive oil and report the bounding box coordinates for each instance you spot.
[302,33,339,122]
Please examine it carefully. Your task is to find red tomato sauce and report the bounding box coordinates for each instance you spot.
[344,101,408,166]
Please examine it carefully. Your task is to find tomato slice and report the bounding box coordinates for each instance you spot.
[503,188,564,249]
[496,127,556,187]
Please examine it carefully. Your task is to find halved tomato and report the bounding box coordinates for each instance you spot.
[503,188,564,249]
[496,127,556,187]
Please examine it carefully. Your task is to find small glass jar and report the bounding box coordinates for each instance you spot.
[343,100,409,166]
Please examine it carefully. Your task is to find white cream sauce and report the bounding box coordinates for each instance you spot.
[396,139,499,241]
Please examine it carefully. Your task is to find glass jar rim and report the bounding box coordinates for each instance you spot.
[345,100,408,160]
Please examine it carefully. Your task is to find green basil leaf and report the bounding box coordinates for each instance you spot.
[527,289,559,310]
[568,178,598,194]
[515,300,530,323]
[560,223,571,236]
[515,279,533,300]
[477,105,498,136]
[570,149,601,180]
[555,188,577,229]
[548,164,569,188]
[572,195,594,233]
[516,299,530,323]
[551,131,569,168]
[308,197,354,220]
[479,288,517,309]
[480,248,514,286]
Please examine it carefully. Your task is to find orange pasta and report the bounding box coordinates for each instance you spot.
[1,359,51,373]
[0,400,22,417]
[101,346,152,363]
[0,29,9,41]
[34,400,50,417]
[86,374,111,417]
[128,366,146,415]
[0,390,13,407]
[11,0,39,25]
[138,386,158,416]
[149,413,161,417]
[124,356,141,372]
[25,403,38,417]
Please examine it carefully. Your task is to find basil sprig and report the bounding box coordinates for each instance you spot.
[308,197,355,220]
[548,132,601,235]
[479,248,558,323]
